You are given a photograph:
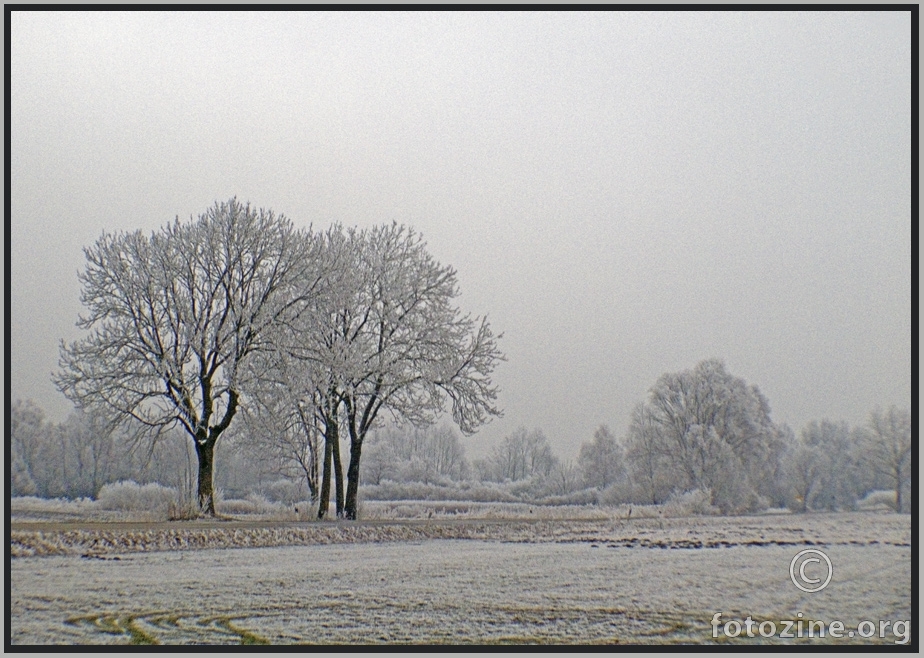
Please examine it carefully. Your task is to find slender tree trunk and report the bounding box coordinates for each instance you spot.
[195,436,217,516]
[894,466,903,513]
[306,470,319,503]
[296,407,320,502]
[331,424,344,518]
[318,434,332,519]
[300,462,318,503]
[345,436,363,520]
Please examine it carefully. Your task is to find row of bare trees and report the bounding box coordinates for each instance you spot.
[10,399,193,499]
[612,360,911,514]
[353,360,911,515]
[11,387,909,515]
[783,407,912,513]
[55,199,504,518]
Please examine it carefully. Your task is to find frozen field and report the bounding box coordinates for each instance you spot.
[10,513,912,645]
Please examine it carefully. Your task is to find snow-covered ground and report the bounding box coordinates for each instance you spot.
[10,512,912,645]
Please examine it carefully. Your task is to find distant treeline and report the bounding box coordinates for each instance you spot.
[11,362,911,515]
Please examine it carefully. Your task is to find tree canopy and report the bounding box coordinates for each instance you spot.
[56,200,504,517]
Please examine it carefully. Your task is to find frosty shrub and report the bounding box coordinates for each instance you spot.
[262,478,309,504]
[97,481,177,513]
[207,498,252,515]
[218,493,288,516]
[540,488,599,506]
[507,476,547,500]
[857,490,897,511]
[360,481,520,503]
[11,496,98,516]
[663,489,718,517]
[458,483,520,503]
[598,480,639,507]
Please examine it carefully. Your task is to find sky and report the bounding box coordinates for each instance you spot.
[11,11,911,460]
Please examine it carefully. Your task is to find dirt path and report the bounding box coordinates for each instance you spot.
[9,516,570,533]
[10,512,911,559]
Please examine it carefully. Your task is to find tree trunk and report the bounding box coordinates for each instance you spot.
[344,436,363,520]
[894,466,903,513]
[196,437,217,516]
[331,424,345,518]
[296,406,320,502]
[318,434,332,519]
[305,469,318,503]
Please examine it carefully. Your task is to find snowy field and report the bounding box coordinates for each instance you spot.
[10,512,912,645]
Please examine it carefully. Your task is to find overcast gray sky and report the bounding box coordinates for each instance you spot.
[11,11,911,459]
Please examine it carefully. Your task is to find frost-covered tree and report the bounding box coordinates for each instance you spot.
[548,459,581,496]
[335,224,504,519]
[237,225,361,513]
[624,403,672,504]
[399,424,469,484]
[785,419,862,512]
[61,410,120,498]
[55,199,323,515]
[864,406,912,513]
[11,451,37,497]
[233,376,323,505]
[783,439,823,513]
[10,399,45,496]
[250,223,503,519]
[362,423,469,485]
[252,225,368,518]
[485,427,557,482]
[578,425,624,490]
[624,359,786,513]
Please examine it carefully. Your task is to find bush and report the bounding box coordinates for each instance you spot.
[539,488,599,506]
[857,490,897,511]
[262,478,309,504]
[97,480,176,513]
[360,480,520,503]
[219,493,293,516]
[598,480,638,506]
[663,489,719,517]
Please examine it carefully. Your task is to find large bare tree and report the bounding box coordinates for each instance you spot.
[338,223,504,519]
[259,223,504,519]
[249,225,366,519]
[55,199,322,514]
[624,359,787,513]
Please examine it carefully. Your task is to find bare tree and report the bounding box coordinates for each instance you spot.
[234,379,323,505]
[625,403,671,504]
[783,440,825,513]
[334,224,504,519]
[55,199,322,515]
[62,410,119,498]
[258,225,365,518]
[10,399,45,496]
[789,419,861,512]
[421,424,469,483]
[549,459,580,496]
[488,427,557,482]
[865,406,912,513]
[578,425,624,490]
[361,423,469,485]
